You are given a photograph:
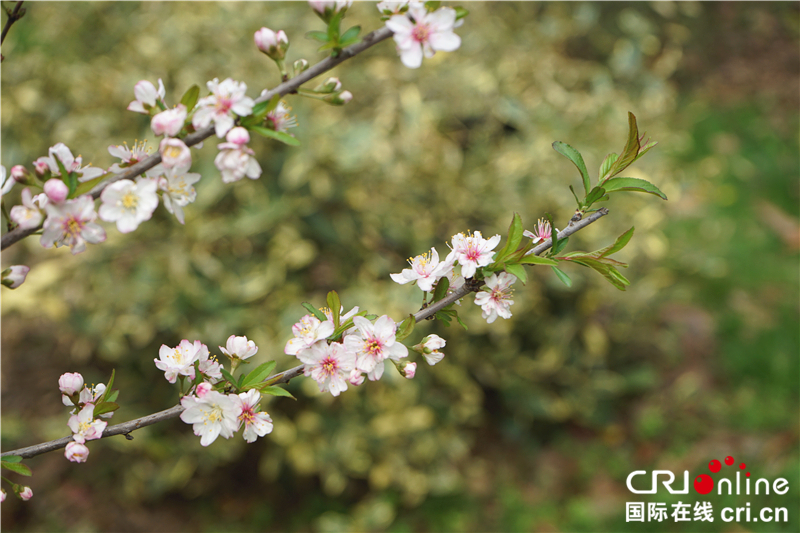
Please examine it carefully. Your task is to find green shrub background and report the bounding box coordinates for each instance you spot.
[1,2,798,532]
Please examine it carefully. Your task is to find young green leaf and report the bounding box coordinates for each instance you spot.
[73,172,108,197]
[340,25,361,43]
[2,455,23,463]
[584,186,607,207]
[551,235,569,255]
[600,177,667,200]
[241,361,277,388]
[494,212,524,263]
[1,461,32,476]
[552,141,591,195]
[593,227,635,258]
[305,30,330,43]
[301,302,328,322]
[599,152,619,181]
[395,314,416,342]
[93,402,119,416]
[260,385,296,399]
[249,125,301,146]
[504,263,527,284]
[604,112,641,179]
[220,368,238,388]
[180,84,200,110]
[326,290,341,326]
[431,276,450,302]
[551,266,572,287]
[517,255,558,266]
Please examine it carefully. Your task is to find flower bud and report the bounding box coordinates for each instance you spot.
[323,90,353,106]
[293,59,309,75]
[65,441,90,463]
[196,382,212,398]
[315,77,342,94]
[10,165,28,181]
[159,138,192,169]
[309,1,352,23]
[225,127,250,146]
[2,265,30,289]
[44,178,69,204]
[403,361,417,379]
[33,158,50,177]
[349,369,365,386]
[1,489,6,502]
[59,372,85,395]
[254,27,289,61]
[19,486,33,501]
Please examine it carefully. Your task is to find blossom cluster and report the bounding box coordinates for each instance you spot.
[57,372,114,463]
[154,336,273,446]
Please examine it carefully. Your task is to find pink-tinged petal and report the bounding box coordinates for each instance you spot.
[367,361,385,381]
[429,31,461,52]
[385,14,414,33]
[427,7,457,29]
[400,45,424,68]
[81,223,107,244]
[372,315,397,340]
[127,101,147,114]
[407,5,428,22]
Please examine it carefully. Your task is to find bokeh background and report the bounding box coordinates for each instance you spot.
[1,2,798,532]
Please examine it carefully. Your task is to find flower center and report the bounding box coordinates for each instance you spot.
[322,357,338,376]
[120,191,138,210]
[63,216,84,237]
[412,23,430,43]
[366,338,383,356]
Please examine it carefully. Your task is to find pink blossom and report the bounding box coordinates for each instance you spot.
[159,138,192,169]
[266,101,297,133]
[297,341,356,396]
[180,391,239,446]
[19,487,33,501]
[154,339,203,383]
[58,372,85,395]
[474,272,516,324]
[0,166,14,196]
[390,247,453,292]
[385,4,461,69]
[192,78,255,138]
[231,389,274,443]
[68,403,107,443]
[11,164,28,182]
[65,441,90,463]
[402,361,417,379]
[343,315,408,381]
[349,369,365,386]
[152,163,201,225]
[219,335,259,362]
[214,137,262,184]
[127,79,166,114]
[9,188,44,230]
[447,230,502,279]
[98,178,159,233]
[108,141,152,173]
[151,104,187,137]
[36,143,105,183]
[523,218,552,244]
[198,344,223,384]
[1,488,6,502]
[413,334,446,365]
[40,195,106,254]
[195,382,212,398]
[285,315,335,355]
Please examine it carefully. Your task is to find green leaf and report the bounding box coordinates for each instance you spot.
[220,368,237,388]
[93,402,119,416]
[551,266,572,287]
[1,461,32,476]
[2,455,22,463]
[432,276,449,302]
[605,112,641,179]
[517,254,558,266]
[434,309,452,326]
[504,263,527,284]
[66,172,78,198]
[425,1,442,10]
[599,153,618,181]
[327,10,344,40]
[260,385,296,399]
[104,370,116,400]
[454,6,469,20]
[326,291,341,327]
[584,186,607,207]
[593,227,635,258]
[455,313,468,330]
[180,84,200,110]
[301,302,328,322]
[250,125,301,146]
[569,185,582,208]
[601,177,667,200]
[494,212,524,264]
[340,25,361,43]
[106,389,119,403]
[395,315,416,342]
[552,235,569,255]
[73,172,109,196]
[552,141,591,195]
[305,30,330,42]
[241,361,277,388]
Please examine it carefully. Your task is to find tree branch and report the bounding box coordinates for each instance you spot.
[0,27,394,252]
[1,1,25,47]
[0,208,609,460]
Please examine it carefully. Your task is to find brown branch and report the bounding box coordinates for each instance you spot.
[0,208,609,460]
[0,27,394,252]
[1,1,25,47]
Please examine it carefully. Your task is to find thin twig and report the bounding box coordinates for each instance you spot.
[1,1,24,46]
[0,208,609,460]
[0,27,394,252]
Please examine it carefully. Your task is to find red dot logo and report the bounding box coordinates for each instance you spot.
[694,474,714,494]
[725,456,734,466]
[709,459,721,473]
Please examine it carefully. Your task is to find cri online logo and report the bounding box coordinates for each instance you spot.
[626,455,790,496]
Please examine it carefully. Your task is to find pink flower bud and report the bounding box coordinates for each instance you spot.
[323,90,353,106]
[349,369,365,386]
[1,489,6,502]
[59,372,85,395]
[225,127,250,146]
[293,59,309,75]
[11,165,28,181]
[159,138,192,169]
[19,486,33,501]
[196,382,212,398]
[65,441,90,463]
[33,158,49,176]
[44,178,69,203]
[403,362,417,379]
[151,104,187,137]
[2,265,30,289]
[254,27,289,60]
[316,77,342,93]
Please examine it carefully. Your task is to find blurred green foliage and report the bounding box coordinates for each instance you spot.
[1,2,798,532]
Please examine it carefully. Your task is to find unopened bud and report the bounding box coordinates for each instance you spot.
[44,178,69,204]
[293,59,309,76]
[309,1,352,23]
[225,127,250,146]
[10,165,28,181]
[323,90,353,106]
[315,77,342,94]
[2,265,30,289]
[254,27,289,61]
